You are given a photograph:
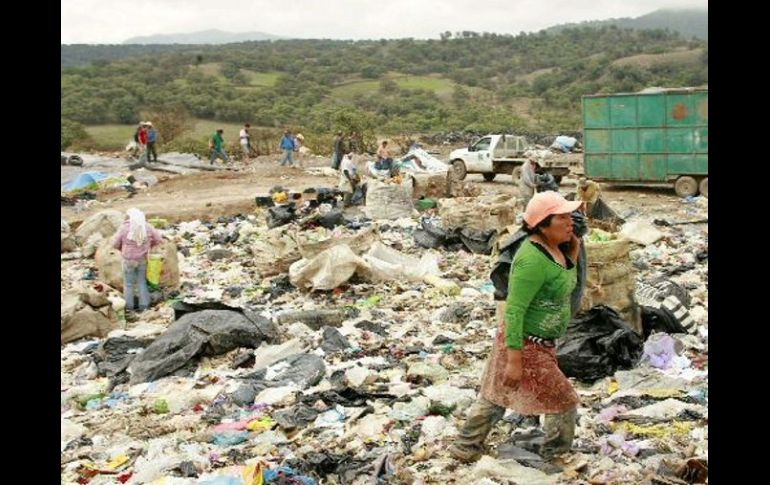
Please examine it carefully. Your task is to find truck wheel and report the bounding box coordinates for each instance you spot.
[451,160,467,180]
[553,175,563,185]
[674,176,698,198]
[699,177,708,198]
[511,166,522,183]
[482,173,496,182]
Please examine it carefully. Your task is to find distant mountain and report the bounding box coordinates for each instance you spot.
[546,8,707,40]
[123,29,284,45]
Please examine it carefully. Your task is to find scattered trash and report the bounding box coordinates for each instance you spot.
[60,164,707,484]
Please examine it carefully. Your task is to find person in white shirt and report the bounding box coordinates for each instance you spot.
[239,124,252,161]
[338,152,359,206]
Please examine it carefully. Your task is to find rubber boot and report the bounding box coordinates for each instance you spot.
[541,407,577,459]
[449,396,505,462]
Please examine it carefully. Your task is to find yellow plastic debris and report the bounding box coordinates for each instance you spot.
[241,462,265,485]
[106,454,130,470]
[612,420,694,438]
[246,416,275,432]
[645,389,684,399]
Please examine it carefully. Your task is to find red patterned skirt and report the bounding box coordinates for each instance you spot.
[479,303,580,414]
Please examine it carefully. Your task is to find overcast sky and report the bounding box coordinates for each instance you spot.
[61,0,707,44]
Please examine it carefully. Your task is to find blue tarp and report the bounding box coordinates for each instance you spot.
[61,172,111,192]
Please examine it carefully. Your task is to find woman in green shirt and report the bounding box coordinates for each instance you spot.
[450,191,584,463]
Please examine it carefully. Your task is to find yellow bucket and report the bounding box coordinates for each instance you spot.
[146,254,164,286]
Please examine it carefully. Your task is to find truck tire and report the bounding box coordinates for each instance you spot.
[674,176,698,198]
[511,166,522,184]
[482,173,496,182]
[451,160,467,181]
[699,177,708,198]
[553,175,562,185]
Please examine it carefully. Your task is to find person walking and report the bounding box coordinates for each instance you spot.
[449,191,584,463]
[518,158,539,209]
[332,131,344,169]
[239,123,252,161]
[279,130,295,166]
[146,122,159,163]
[209,129,230,164]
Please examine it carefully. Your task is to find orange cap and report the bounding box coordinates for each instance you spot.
[523,191,583,227]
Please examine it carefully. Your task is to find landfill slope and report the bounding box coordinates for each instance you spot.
[61,152,708,485]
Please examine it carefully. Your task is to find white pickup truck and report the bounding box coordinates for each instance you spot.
[448,134,577,183]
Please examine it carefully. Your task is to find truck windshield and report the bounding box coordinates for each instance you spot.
[472,138,491,151]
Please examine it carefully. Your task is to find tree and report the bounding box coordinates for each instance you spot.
[452,85,470,107]
[220,62,241,81]
[110,95,139,124]
[61,118,90,150]
[379,78,398,94]
[140,105,194,145]
[360,64,385,79]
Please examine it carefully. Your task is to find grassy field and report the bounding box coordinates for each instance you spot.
[610,48,704,69]
[332,74,456,99]
[192,63,281,88]
[192,63,281,86]
[395,75,454,95]
[195,62,225,80]
[85,119,246,150]
[241,70,280,87]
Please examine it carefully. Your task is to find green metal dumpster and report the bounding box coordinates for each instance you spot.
[582,88,708,197]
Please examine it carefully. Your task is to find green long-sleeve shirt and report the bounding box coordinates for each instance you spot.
[505,239,577,349]
[211,132,225,151]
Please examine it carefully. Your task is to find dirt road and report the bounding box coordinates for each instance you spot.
[61,153,692,226]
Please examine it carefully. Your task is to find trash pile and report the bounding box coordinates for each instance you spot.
[61,187,707,484]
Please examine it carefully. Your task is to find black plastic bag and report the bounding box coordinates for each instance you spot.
[556,305,643,382]
[321,326,351,353]
[129,309,277,384]
[231,354,326,406]
[588,198,624,223]
[172,300,241,320]
[413,219,464,250]
[413,219,447,249]
[272,404,319,430]
[316,210,348,229]
[459,228,497,254]
[266,204,297,228]
[300,387,395,407]
[535,173,559,192]
[640,306,688,340]
[316,187,341,205]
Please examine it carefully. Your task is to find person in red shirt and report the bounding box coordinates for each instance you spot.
[138,123,149,163]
